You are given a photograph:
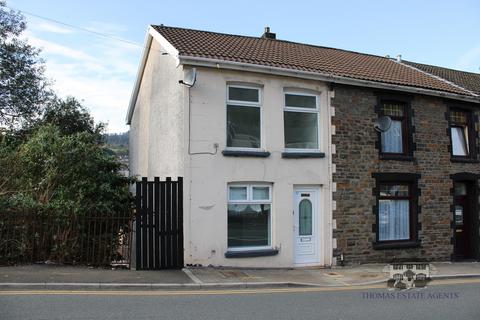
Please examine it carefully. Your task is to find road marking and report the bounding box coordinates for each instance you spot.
[0,278,478,297]
[182,268,203,284]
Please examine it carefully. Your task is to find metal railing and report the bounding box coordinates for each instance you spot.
[0,209,133,267]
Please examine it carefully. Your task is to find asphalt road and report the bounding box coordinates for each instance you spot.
[1,280,479,320]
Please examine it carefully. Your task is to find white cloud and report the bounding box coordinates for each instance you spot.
[23,23,142,133]
[455,45,480,73]
[28,18,74,34]
[86,21,129,35]
[45,60,133,133]
[25,33,95,61]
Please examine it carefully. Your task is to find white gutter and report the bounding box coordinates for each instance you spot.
[178,56,480,105]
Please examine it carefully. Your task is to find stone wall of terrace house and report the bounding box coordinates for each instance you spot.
[331,85,480,264]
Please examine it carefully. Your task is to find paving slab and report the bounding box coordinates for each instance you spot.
[0,264,191,284]
[430,261,480,277]
[187,262,480,287]
[188,267,379,286]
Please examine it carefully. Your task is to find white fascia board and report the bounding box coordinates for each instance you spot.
[148,26,180,64]
[125,26,180,125]
[125,30,153,125]
[178,56,480,105]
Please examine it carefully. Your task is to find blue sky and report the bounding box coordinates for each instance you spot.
[8,0,480,133]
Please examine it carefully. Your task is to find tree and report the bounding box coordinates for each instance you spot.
[41,96,105,138]
[16,124,132,215]
[1,121,134,263]
[0,1,51,128]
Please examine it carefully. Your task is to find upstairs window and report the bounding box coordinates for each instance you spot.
[284,93,319,150]
[226,85,261,149]
[380,101,408,154]
[449,109,473,157]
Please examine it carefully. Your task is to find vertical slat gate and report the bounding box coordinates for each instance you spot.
[165,177,172,268]
[154,177,160,269]
[148,181,154,270]
[135,179,142,269]
[177,177,184,267]
[135,177,184,270]
[141,177,148,269]
[160,181,166,269]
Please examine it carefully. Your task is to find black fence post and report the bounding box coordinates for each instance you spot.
[148,181,154,270]
[135,180,142,270]
[160,180,166,269]
[141,177,148,269]
[165,177,172,269]
[154,177,160,270]
[177,177,184,268]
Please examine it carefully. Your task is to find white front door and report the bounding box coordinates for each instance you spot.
[293,188,319,265]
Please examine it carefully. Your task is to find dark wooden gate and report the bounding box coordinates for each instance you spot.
[135,177,183,270]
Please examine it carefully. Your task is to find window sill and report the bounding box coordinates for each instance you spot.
[373,240,420,250]
[222,150,271,158]
[379,154,414,161]
[282,152,325,159]
[450,157,479,163]
[225,249,279,258]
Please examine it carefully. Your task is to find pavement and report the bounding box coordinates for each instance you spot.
[1,261,480,290]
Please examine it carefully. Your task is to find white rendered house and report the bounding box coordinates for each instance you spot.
[127,26,335,267]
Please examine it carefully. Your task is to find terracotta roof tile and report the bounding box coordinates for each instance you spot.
[152,25,476,97]
[403,61,480,95]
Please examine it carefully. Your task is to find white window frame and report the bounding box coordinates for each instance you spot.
[227,184,272,251]
[226,85,263,151]
[283,91,321,153]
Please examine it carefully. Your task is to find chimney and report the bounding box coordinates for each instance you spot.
[261,26,276,39]
[396,54,402,62]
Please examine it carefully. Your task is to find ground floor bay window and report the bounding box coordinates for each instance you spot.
[227,185,272,252]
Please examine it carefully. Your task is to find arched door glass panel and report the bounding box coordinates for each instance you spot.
[299,199,312,236]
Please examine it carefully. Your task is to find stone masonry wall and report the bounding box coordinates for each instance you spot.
[331,85,480,264]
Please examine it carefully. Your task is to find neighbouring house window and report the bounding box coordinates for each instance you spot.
[226,86,261,149]
[380,101,408,154]
[373,172,420,248]
[449,109,474,157]
[284,92,319,150]
[378,184,411,241]
[227,184,271,250]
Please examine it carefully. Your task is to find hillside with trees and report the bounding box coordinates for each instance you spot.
[104,131,129,157]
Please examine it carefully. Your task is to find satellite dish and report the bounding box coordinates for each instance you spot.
[374,116,392,132]
[179,68,197,87]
